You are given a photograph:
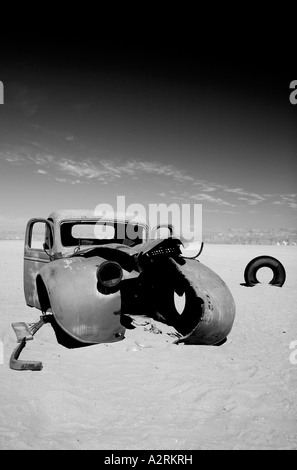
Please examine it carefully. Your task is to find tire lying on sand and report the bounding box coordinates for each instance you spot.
[244,255,286,287]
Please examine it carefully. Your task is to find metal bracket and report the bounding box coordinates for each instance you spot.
[10,317,47,371]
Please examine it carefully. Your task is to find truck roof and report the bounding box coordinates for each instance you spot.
[48,209,149,226]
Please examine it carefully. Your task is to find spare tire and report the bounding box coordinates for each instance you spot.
[244,255,286,287]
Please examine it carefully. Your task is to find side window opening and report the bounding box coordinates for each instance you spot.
[28,221,53,250]
[29,222,46,250]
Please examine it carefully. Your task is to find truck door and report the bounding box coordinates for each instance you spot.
[23,218,53,308]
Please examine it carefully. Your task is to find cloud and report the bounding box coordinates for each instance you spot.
[1,151,25,164]
[224,187,266,203]
[2,143,295,210]
[55,177,67,183]
[189,193,235,206]
[200,186,218,192]
[56,159,106,179]
[271,194,297,210]
[238,197,262,206]
[204,209,238,214]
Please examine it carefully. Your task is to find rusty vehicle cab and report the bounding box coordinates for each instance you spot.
[24,210,147,306]
[23,210,236,348]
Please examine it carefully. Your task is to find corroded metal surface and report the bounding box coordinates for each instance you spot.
[39,256,125,344]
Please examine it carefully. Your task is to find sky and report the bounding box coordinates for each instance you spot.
[0,40,296,234]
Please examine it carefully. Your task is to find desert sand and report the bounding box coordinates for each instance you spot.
[0,240,296,450]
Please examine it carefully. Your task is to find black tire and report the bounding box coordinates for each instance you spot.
[244,255,286,287]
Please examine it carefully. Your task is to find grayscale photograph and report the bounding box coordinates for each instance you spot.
[0,34,296,452]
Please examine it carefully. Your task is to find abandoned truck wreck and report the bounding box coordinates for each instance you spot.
[12,209,235,367]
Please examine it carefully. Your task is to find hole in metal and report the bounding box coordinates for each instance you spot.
[174,291,186,315]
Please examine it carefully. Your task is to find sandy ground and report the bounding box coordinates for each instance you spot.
[0,240,296,450]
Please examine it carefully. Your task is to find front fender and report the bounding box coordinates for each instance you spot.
[145,257,236,345]
[172,258,236,344]
[39,256,125,344]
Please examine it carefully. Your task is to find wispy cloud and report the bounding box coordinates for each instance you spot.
[2,152,25,164]
[56,159,107,179]
[187,192,235,207]
[1,143,296,210]
[238,197,262,206]
[224,187,266,205]
[203,209,238,214]
[272,194,297,209]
